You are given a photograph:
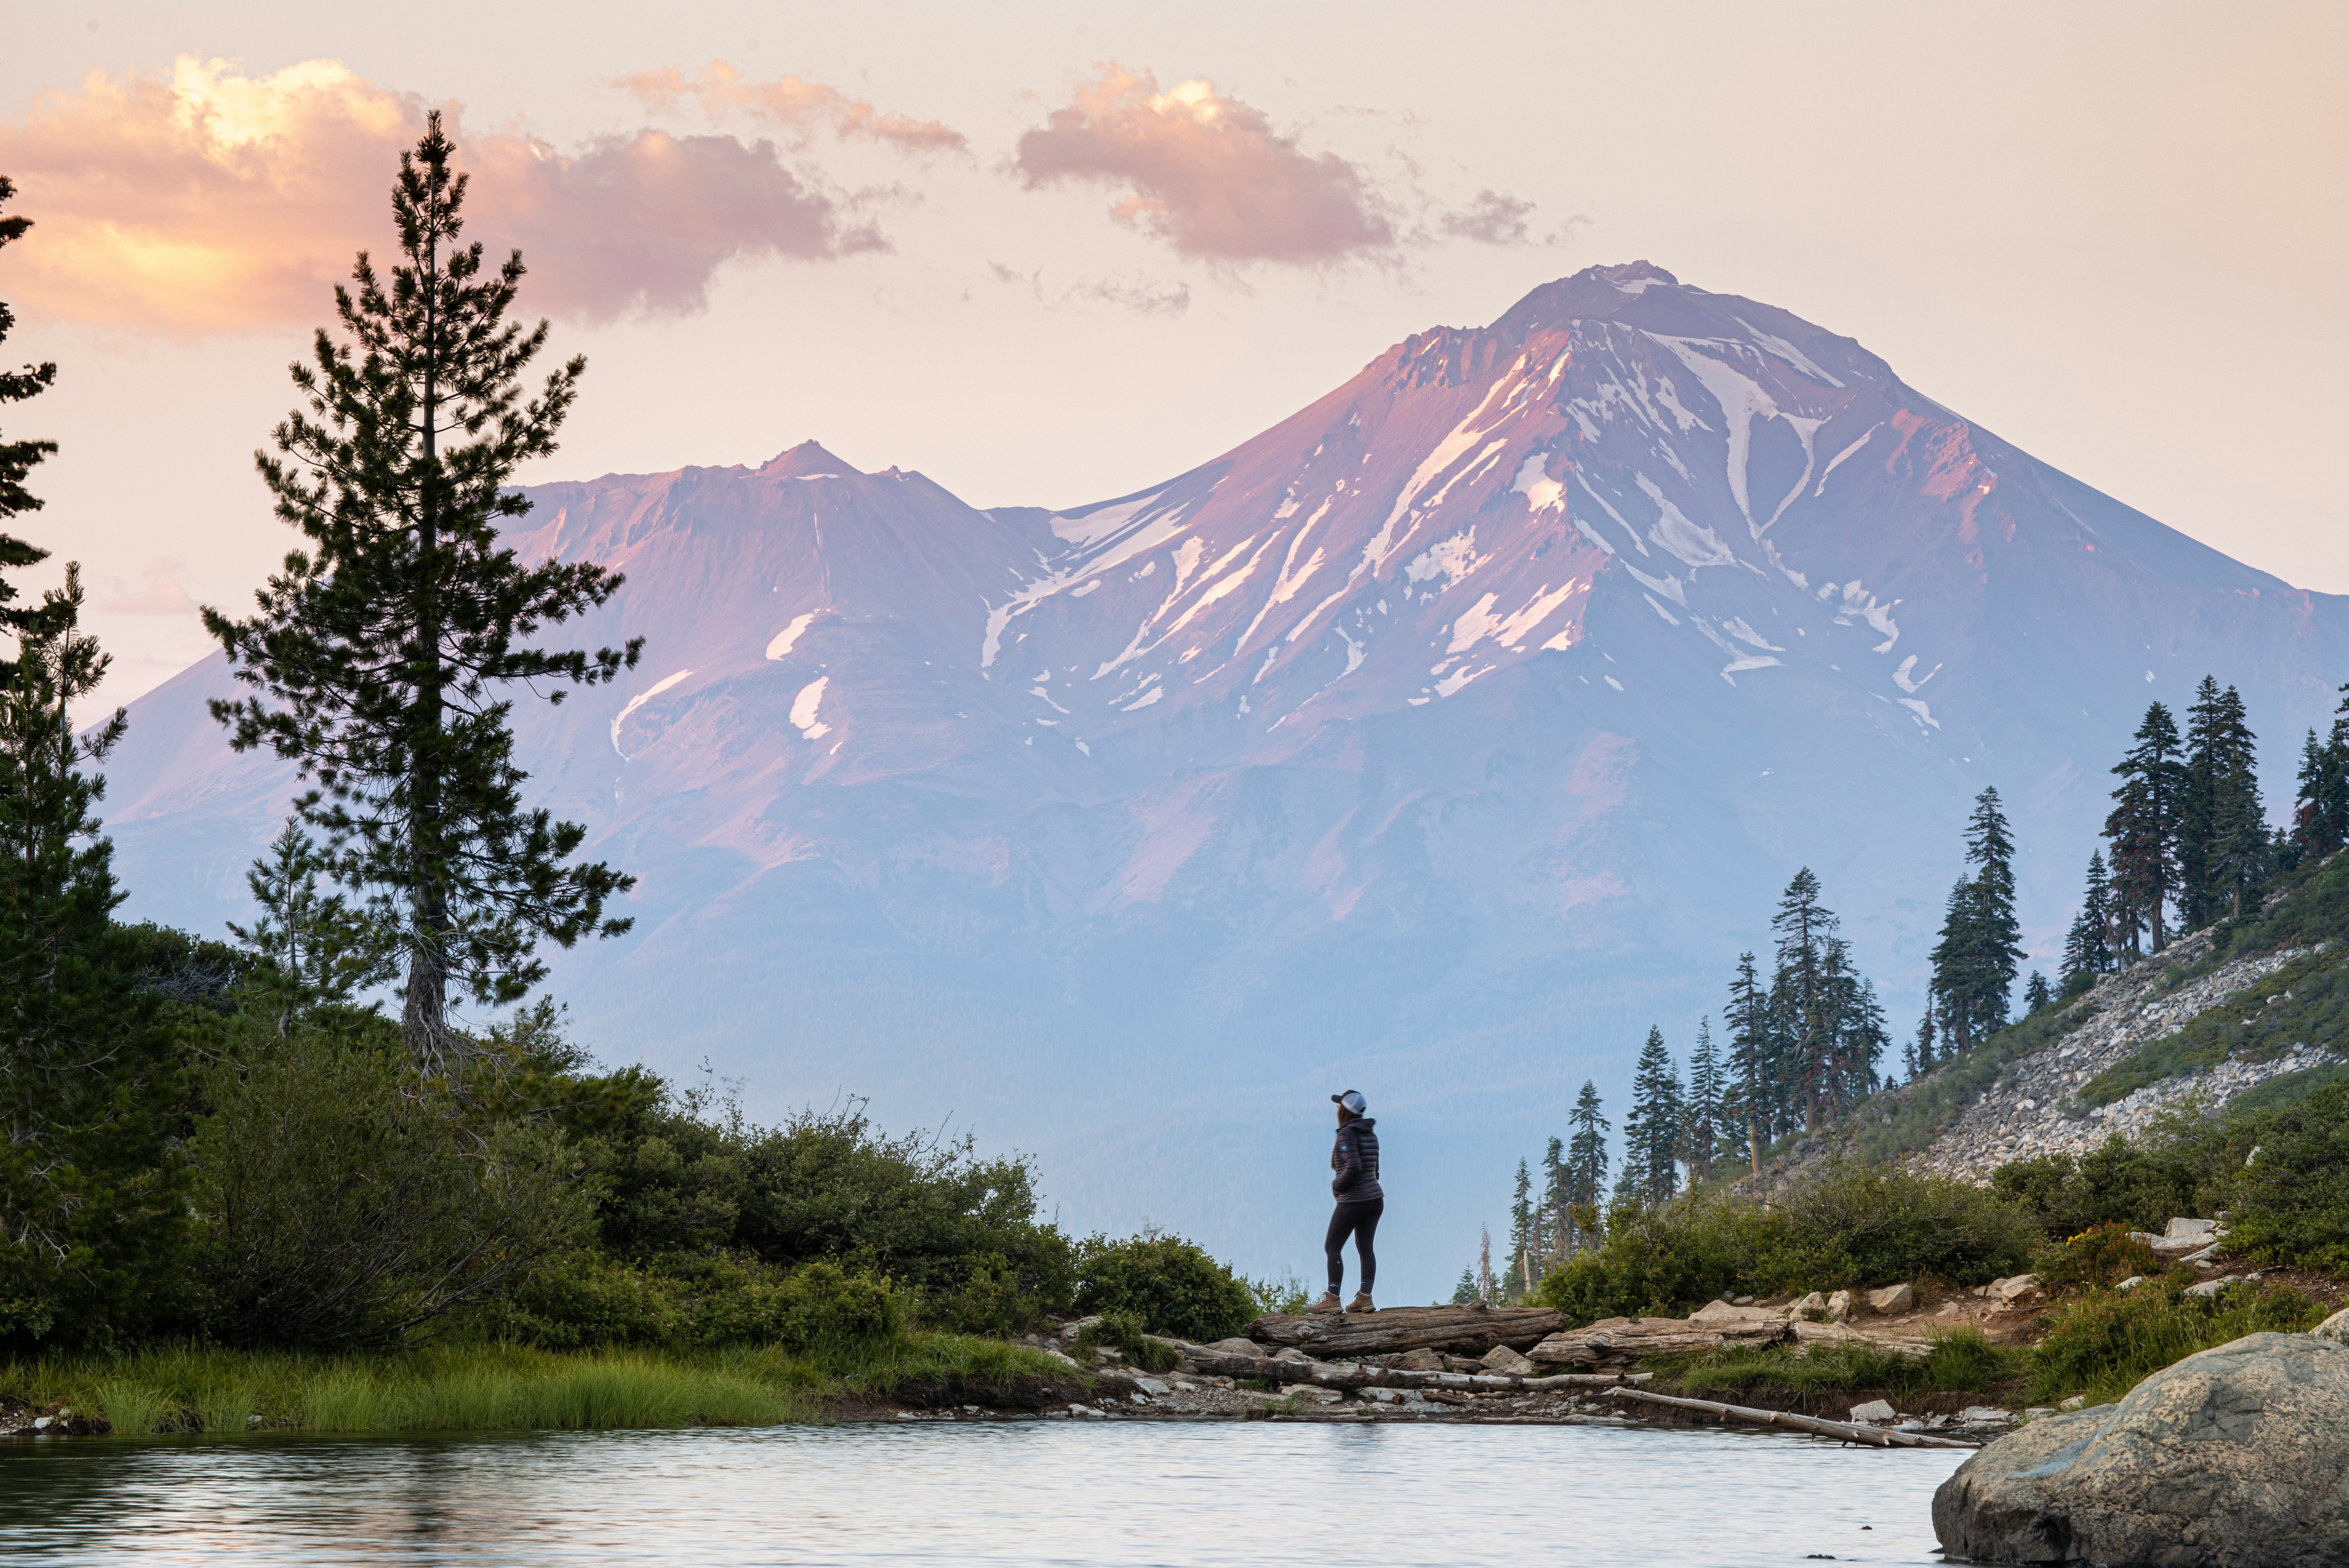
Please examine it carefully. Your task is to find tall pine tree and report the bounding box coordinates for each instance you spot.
[204,114,644,1076]
[2060,848,2116,996]
[1770,869,1834,1130]
[2105,703,2186,954]
[2291,716,2349,862]
[1683,1016,1721,1183]
[1621,1027,1684,1205]
[1538,1135,1570,1262]
[1724,952,1770,1172]
[1504,1158,1534,1298]
[1565,1080,1610,1212]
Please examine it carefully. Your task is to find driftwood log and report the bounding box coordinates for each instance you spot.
[1246,1304,1565,1357]
[1175,1343,1636,1394]
[1529,1314,1791,1368]
[1603,1386,1978,1449]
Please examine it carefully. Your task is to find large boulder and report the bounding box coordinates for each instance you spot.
[1932,1332,2349,1567]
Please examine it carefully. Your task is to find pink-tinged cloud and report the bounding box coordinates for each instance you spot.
[1442,189,1537,246]
[1014,64,1394,265]
[0,56,883,333]
[625,61,967,155]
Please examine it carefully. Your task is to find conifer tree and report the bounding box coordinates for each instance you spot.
[0,184,186,1348]
[1565,1079,1610,1210]
[2291,720,2348,861]
[1933,786,2024,1051]
[2105,703,2186,954]
[1724,953,1770,1172]
[1621,1027,1684,1204]
[2195,683,2267,923]
[2024,970,2053,1014]
[2060,849,2116,996]
[1909,994,1937,1079]
[1451,1267,1480,1305]
[0,177,59,684]
[204,114,644,1075]
[1770,869,1834,1128]
[230,824,400,1022]
[1539,1135,1570,1261]
[1683,1016,1721,1183]
[1505,1158,1534,1298]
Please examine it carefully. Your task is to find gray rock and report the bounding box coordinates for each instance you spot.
[2059,1395,2087,1411]
[1825,1289,1854,1323]
[2184,1275,2243,1299]
[1848,1398,1896,1423]
[1790,1290,1829,1320]
[2116,1275,2147,1291]
[1203,1337,1262,1359]
[1389,1347,1446,1371]
[2313,1308,2349,1345]
[1933,1332,2349,1567]
[1866,1282,1917,1316]
[1132,1377,1171,1396]
[1479,1344,1536,1375]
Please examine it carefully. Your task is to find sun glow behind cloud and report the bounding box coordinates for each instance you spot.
[1,56,891,333]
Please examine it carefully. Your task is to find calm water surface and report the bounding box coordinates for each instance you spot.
[3,1421,1964,1566]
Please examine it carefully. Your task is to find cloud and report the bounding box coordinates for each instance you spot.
[96,560,197,616]
[0,56,885,333]
[1441,189,1537,246]
[1013,64,1394,265]
[985,261,1190,318]
[623,61,966,155]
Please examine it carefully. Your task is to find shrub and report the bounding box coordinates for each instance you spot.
[1530,1165,2037,1325]
[1073,1308,1182,1372]
[2034,1223,2163,1292]
[1992,1137,2204,1239]
[2030,1278,2323,1403]
[1072,1232,1258,1342]
[2226,1079,2349,1272]
[1670,1327,2019,1399]
[188,1026,593,1346]
[479,1252,909,1353]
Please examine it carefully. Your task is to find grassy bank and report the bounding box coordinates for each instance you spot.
[2,1333,1076,1436]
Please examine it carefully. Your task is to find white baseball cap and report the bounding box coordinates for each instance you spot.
[1331,1089,1367,1114]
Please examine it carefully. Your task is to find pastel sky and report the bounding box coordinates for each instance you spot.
[5,0,2344,710]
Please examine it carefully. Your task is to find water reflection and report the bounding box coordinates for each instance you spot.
[2,1421,1964,1565]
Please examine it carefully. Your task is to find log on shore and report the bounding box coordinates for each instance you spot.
[1529,1315,1790,1368]
[1175,1344,1631,1394]
[1245,1304,1565,1356]
[1602,1386,1978,1449]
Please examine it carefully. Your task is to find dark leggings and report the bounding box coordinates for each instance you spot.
[1325,1198,1383,1294]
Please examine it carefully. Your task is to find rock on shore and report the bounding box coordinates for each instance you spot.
[1932,1331,2349,1567]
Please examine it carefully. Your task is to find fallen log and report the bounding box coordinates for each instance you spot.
[1600,1386,1978,1449]
[1246,1304,1565,1356]
[1529,1315,1789,1368]
[1174,1343,1635,1394]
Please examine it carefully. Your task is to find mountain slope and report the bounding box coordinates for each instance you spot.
[98,264,2349,1301]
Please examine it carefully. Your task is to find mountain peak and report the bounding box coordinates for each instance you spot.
[762,440,861,478]
[1581,259,1680,290]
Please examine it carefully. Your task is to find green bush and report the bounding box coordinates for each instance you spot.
[2033,1223,2163,1292]
[1531,1165,2038,1325]
[1072,1232,1258,1342]
[1992,1137,2205,1238]
[552,1083,1077,1332]
[1670,1327,2019,1400]
[1073,1308,1181,1372]
[2225,1079,2349,1271]
[2030,1278,2324,1404]
[188,1024,593,1346]
[479,1252,909,1353]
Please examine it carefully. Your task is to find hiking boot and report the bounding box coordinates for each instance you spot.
[1307,1291,1343,1314]
[1347,1292,1376,1314]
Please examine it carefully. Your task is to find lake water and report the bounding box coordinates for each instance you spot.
[3,1421,1967,1565]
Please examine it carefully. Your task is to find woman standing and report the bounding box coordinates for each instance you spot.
[1311,1090,1382,1313]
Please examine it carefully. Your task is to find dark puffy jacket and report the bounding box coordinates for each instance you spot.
[1331,1117,1382,1202]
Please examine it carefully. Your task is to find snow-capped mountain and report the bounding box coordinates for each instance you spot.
[98,263,2349,1300]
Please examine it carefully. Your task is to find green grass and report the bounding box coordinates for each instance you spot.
[1656,1328,2024,1402]
[2027,1280,2326,1406]
[3,1332,1076,1435]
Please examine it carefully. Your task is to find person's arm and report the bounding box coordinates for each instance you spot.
[1331,1127,1360,1197]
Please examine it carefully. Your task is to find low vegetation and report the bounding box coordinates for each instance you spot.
[1531,1164,2038,1324]
[2028,1279,2325,1406]
[1661,1328,2021,1403]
